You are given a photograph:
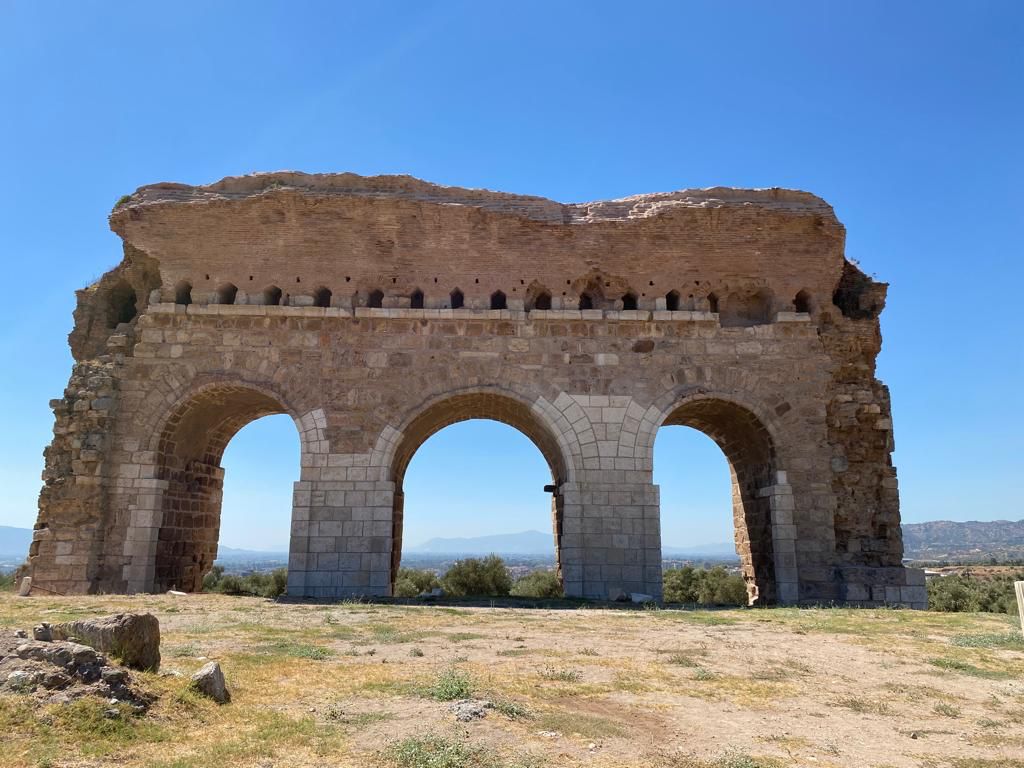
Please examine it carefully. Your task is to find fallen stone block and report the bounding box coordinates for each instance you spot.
[190,661,230,704]
[49,614,160,671]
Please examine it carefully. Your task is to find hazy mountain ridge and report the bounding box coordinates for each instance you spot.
[902,519,1024,562]
[4,520,1023,566]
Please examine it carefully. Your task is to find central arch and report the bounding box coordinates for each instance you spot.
[385,391,572,594]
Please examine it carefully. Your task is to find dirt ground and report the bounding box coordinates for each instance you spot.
[1,592,1022,768]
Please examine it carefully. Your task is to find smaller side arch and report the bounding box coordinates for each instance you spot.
[642,389,796,605]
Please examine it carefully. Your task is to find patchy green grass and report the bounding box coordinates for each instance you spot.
[950,632,1024,650]
[381,733,503,768]
[927,657,1010,679]
[534,709,628,739]
[254,640,334,660]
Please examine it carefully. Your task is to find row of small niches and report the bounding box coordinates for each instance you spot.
[148,303,811,323]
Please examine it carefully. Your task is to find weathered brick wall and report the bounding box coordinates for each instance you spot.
[27,173,925,607]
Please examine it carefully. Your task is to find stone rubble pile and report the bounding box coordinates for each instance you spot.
[0,628,153,711]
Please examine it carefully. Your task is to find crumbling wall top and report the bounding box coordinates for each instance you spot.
[110,171,840,226]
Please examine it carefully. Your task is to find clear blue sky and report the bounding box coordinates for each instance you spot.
[1,2,1021,552]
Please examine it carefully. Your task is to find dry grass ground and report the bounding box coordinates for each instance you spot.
[1,593,1022,768]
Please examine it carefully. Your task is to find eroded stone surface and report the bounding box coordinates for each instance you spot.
[27,172,922,607]
[47,613,161,671]
[0,630,152,710]
[190,661,229,704]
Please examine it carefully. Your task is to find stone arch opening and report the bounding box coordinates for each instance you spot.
[149,384,299,593]
[387,392,570,594]
[215,283,237,305]
[313,286,332,308]
[490,290,507,310]
[410,289,424,309]
[578,292,593,310]
[106,280,138,327]
[526,287,552,311]
[450,288,464,309]
[665,290,680,311]
[794,289,812,314]
[720,289,773,327]
[174,280,192,306]
[367,289,384,308]
[621,292,638,311]
[656,397,785,605]
[262,285,283,306]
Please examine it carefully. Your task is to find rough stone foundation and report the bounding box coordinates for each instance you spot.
[27,172,925,607]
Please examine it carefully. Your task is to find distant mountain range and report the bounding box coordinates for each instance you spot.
[3,520,1022,564]
[902,519,1024,562]
[216,545,288,559]
[407,530,737,557]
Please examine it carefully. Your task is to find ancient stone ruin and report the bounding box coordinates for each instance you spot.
[27,172,925,607]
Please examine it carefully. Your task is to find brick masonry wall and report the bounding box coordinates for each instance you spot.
[27,173,925,607]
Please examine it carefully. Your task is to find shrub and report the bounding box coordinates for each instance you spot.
[394,567,441,598]
[663,565,748,606]
[510,569,563,598]
[0,572,15,591]
[441,555,511,597]
[927,573,1020,613]
[202,566,288,598]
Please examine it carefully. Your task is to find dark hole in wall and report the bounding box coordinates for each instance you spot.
[621,293,638,310]
[794,289,812,314]
[368,289,384,308]
[174,281,192,306]
[450,289,464,309]
[410,289,424,309]
[490,290,507,310]
[215,283,237,305]
[263,286,282,306]
[107,280,138,327]
[579,293,593,310]
[532,292,552,310]
[313,287,332,308]
[665,290,680,311]
[707,293,719,313]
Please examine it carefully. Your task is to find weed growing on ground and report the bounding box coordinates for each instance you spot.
[382,733,495,768]
[834,697,891,716]
[409,647,425,657]
[425,666,474,701]
[934,702,962,718]
[537,666,581,682]
[323,703,393,726]
[490,698,531,720]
